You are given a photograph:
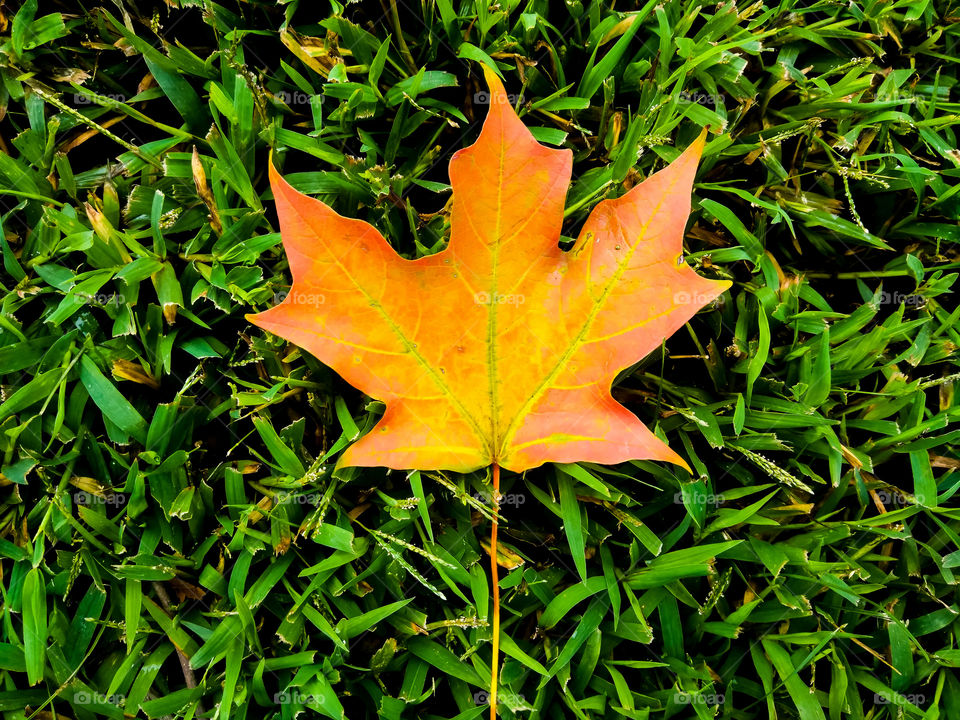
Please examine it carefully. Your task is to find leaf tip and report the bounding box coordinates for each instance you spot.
[267,162,279,183]
[673,456,693,475]
[480,62,505,92]
[686,127,710,160]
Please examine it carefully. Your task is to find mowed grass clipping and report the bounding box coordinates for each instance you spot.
[0,1,958,719]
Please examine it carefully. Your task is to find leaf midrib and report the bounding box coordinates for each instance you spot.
[486,125,504,463]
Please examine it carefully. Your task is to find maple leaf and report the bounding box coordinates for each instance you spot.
[247,69,730,474]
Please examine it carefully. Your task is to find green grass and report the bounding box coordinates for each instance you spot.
[0,0,959,718]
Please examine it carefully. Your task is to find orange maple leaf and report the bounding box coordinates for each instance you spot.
[247,70,730,474]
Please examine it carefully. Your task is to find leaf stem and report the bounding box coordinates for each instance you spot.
[490,462,501,719]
